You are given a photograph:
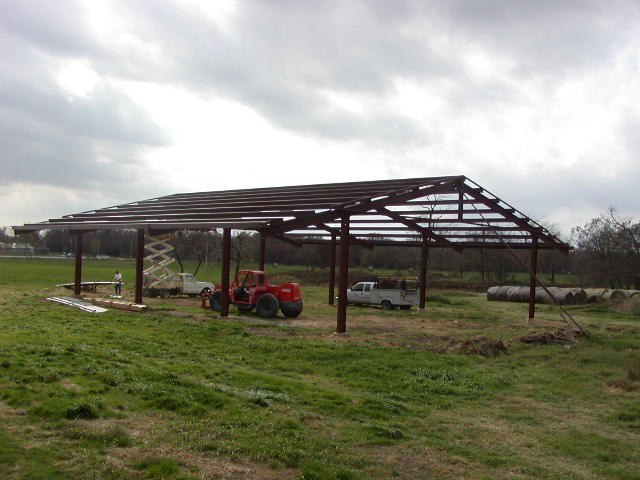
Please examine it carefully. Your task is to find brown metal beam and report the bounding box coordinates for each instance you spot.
[221,228,231,317]
[460,183,569,252]
[419,235,429,310]
[74,232,83,296]
[337,215,350,334]
[316,223,373,250]
[296,239,558,249]
[528,235,538,319]
[273,234,303,248]
[264,180,459,236]
[134,229,145,304]
[376,207,463,252]
[328,233,336,306]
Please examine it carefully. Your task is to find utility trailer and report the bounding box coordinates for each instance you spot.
[346,276,418,310]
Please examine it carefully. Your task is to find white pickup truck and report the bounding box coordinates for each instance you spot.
[347,278,418,310]
[144,273,214,299]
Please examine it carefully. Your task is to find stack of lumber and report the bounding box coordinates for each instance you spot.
[84,297,148,312]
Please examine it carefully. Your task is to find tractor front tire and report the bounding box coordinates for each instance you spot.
[280,301,303,318]
[256,293,279,318]
[209,291,222,312]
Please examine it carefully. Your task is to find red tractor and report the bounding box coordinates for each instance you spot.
[209,270,303,318]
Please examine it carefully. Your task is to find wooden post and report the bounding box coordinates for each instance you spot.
[221,228,231,317]
[73,231,84,296]
[528,235,538,319]
[328,233,336,305]
[419,235,429,310]
[337,215,350,333]
[258,234,266,271]
[134,229,145,304]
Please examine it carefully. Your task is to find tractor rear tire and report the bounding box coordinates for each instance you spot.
[237,304,254,313]
[209,291,222,312]
[256,293,279,318]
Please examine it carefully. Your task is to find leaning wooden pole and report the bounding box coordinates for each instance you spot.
[337,215,350,333]
[328,233,337,306]
[221,228,231,317]
[73,231,84,296]
[419,234,429,310]
[528,234,538,320]
[134,229,145,304]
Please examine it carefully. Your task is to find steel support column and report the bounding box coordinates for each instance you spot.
[337,215,350,333]
[73,232,84,296]
[419,235,429,310]
[221,228,231,317]
[134,229,145,304]
[328,233,336,305]
[528,235,538,319]
[258,234,266,271]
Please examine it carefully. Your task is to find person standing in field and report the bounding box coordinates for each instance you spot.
[114,270,122,295]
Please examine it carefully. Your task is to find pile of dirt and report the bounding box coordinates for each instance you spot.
[437,335,507,358]
[508,328,582,346]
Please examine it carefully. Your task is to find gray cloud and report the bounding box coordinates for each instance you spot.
[432,0,640,75]
[0,11,168,196]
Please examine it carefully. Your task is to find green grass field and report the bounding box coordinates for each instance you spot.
[0,258,639,479]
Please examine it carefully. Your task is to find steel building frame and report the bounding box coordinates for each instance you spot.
[14,175,568,331]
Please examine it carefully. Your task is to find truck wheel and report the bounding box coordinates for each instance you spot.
[160,290,170,299]
[256,293,279,318]
[209,291,222,312]
[381,300,394,310]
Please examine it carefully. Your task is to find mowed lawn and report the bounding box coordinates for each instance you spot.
[0,258,639,479]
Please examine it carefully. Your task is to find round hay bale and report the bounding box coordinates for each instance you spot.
[495,286,511,301]
[515,287,529,302]
[583,288,606,303]
[629,290,640,302]
[602,289,627,302]
[506,286,521,302]
[570,288,587,305]
[535,287,555,304]
[486,286,500,301]
[587,288,609,302]
[553,289,574,305]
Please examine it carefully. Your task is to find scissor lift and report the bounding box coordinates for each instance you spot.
[143,234,177,289]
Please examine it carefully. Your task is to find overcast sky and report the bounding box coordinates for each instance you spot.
[2,0,639,237]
